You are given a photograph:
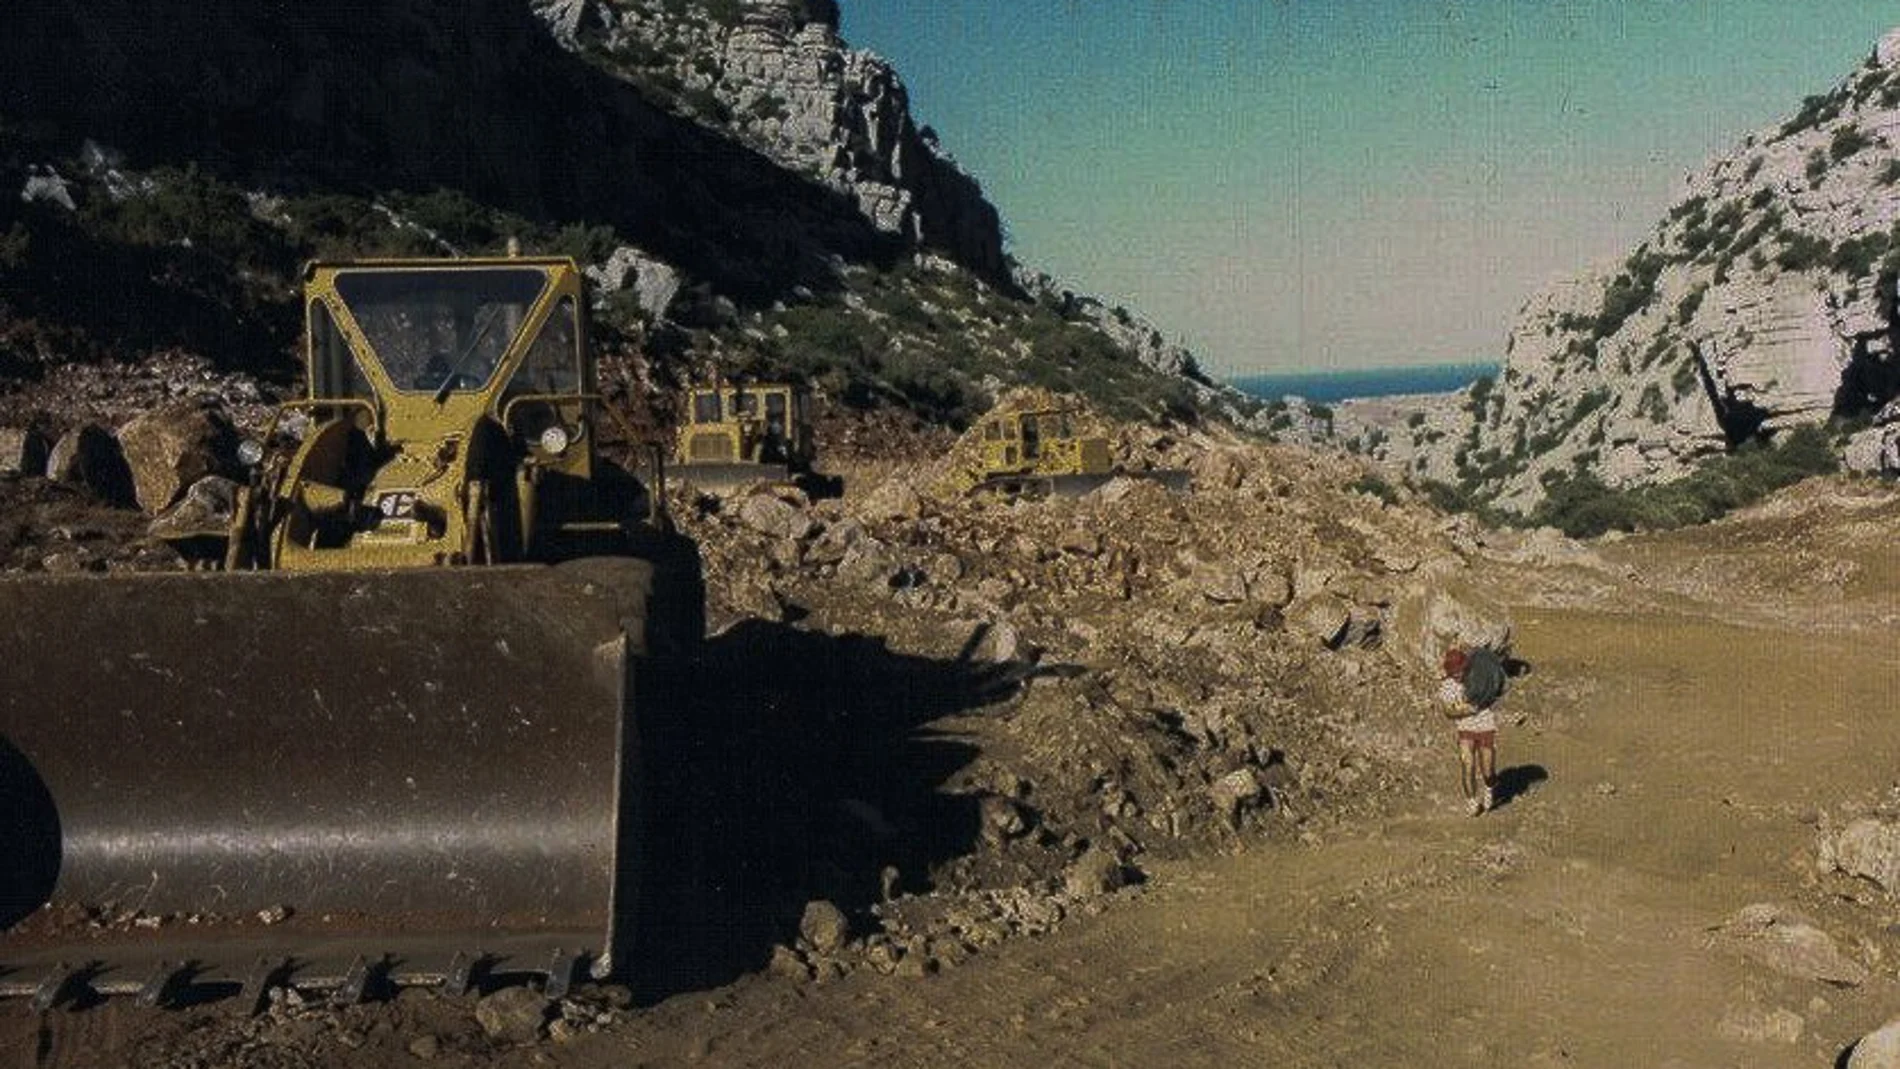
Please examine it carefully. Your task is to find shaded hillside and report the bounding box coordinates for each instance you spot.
[0,0,1257,437]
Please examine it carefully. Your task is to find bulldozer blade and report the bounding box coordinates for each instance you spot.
[1050,470,1192,496]
[974,469,1193,499]
[670,461,794,492]
[0,562,650,1002]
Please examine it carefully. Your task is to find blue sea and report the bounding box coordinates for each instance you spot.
[1229,362,1499,405]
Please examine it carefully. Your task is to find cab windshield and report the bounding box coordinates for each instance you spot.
[333,268,550,394]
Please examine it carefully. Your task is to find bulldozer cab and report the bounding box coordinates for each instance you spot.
[668,381,828,497]
[235,257,650,569]
[676,382,812,469]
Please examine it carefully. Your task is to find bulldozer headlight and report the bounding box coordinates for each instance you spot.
[237,439,265,467]
[539,425,571,455]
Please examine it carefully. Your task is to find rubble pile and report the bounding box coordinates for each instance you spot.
[670,393,1513,963]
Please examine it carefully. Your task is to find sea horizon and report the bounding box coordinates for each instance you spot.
[1228,362,1500,406]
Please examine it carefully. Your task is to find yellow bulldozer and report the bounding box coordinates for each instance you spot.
[671,381,822,492]
[945,404,1190,498]
[0,256,701,1007]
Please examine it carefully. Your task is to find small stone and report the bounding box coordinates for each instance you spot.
[256,905,290,925]
[1715,1005,1803,1044]
[979,794,1029,844]
[799,900,850,955]
[894,954,937,978]
[767,943,812,982]
[407,1035,441,1061]
[475,987,551,1044]
[1064,847,1128,898]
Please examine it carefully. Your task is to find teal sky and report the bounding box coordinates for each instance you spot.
[837,2,1900,376]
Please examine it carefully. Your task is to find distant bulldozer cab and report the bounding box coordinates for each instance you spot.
[951,405,1189,498]
[671,381,822,491]
[227,256,660,569]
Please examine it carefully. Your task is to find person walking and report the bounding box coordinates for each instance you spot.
[1439,646,1503,815]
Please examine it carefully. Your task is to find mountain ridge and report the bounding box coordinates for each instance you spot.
[1344,26,1900,511]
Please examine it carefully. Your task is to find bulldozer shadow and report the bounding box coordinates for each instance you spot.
[0,737,59,931]
[629,619,1023,1002]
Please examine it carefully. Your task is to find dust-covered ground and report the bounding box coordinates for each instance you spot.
[6,414,1900,1067]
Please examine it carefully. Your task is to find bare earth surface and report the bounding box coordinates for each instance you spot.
[8,477,1900,1067]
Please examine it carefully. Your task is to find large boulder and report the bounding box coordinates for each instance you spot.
[1385,576,1512,670]
[855,476,925,524]
[584,245,681,321]
[117,404,231,513]
[1713,903,1868,986]
[45,424,135,507]
[0,427,47,476]
[149,475,241,543]
[1850,1016,1900,1068]
[736,491,815,542]
[1286,593,1352,649]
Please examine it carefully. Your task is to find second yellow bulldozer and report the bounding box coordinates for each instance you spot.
[0,255,701,1007]
[671,381,820,492]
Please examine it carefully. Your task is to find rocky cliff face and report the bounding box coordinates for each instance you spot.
[1355,27,1900,509]
[533,0,1002,281]
[0,0,1003,296]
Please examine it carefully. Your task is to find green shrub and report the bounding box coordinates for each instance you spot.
[1805,149,1830,184]
[1829,230,1893,278]
[1526,424,1838,537]
[1774,230,1831,271]
[1830,125,1871,162]
[1637,383,1669,422]
[1349,474,1400,506]
[1781,92,1844,138]
[1586,249,1667,340]
[1672,355,1702,398]
[1675,285,1706,325]
[80,165,285,268]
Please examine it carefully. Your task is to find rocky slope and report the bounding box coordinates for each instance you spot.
[1349,27,1900,511]
[0,0,1260,468]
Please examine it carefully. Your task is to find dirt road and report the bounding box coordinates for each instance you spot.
[539,596,1898,1068]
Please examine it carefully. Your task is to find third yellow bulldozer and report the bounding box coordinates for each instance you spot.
[945,403,1190,498]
